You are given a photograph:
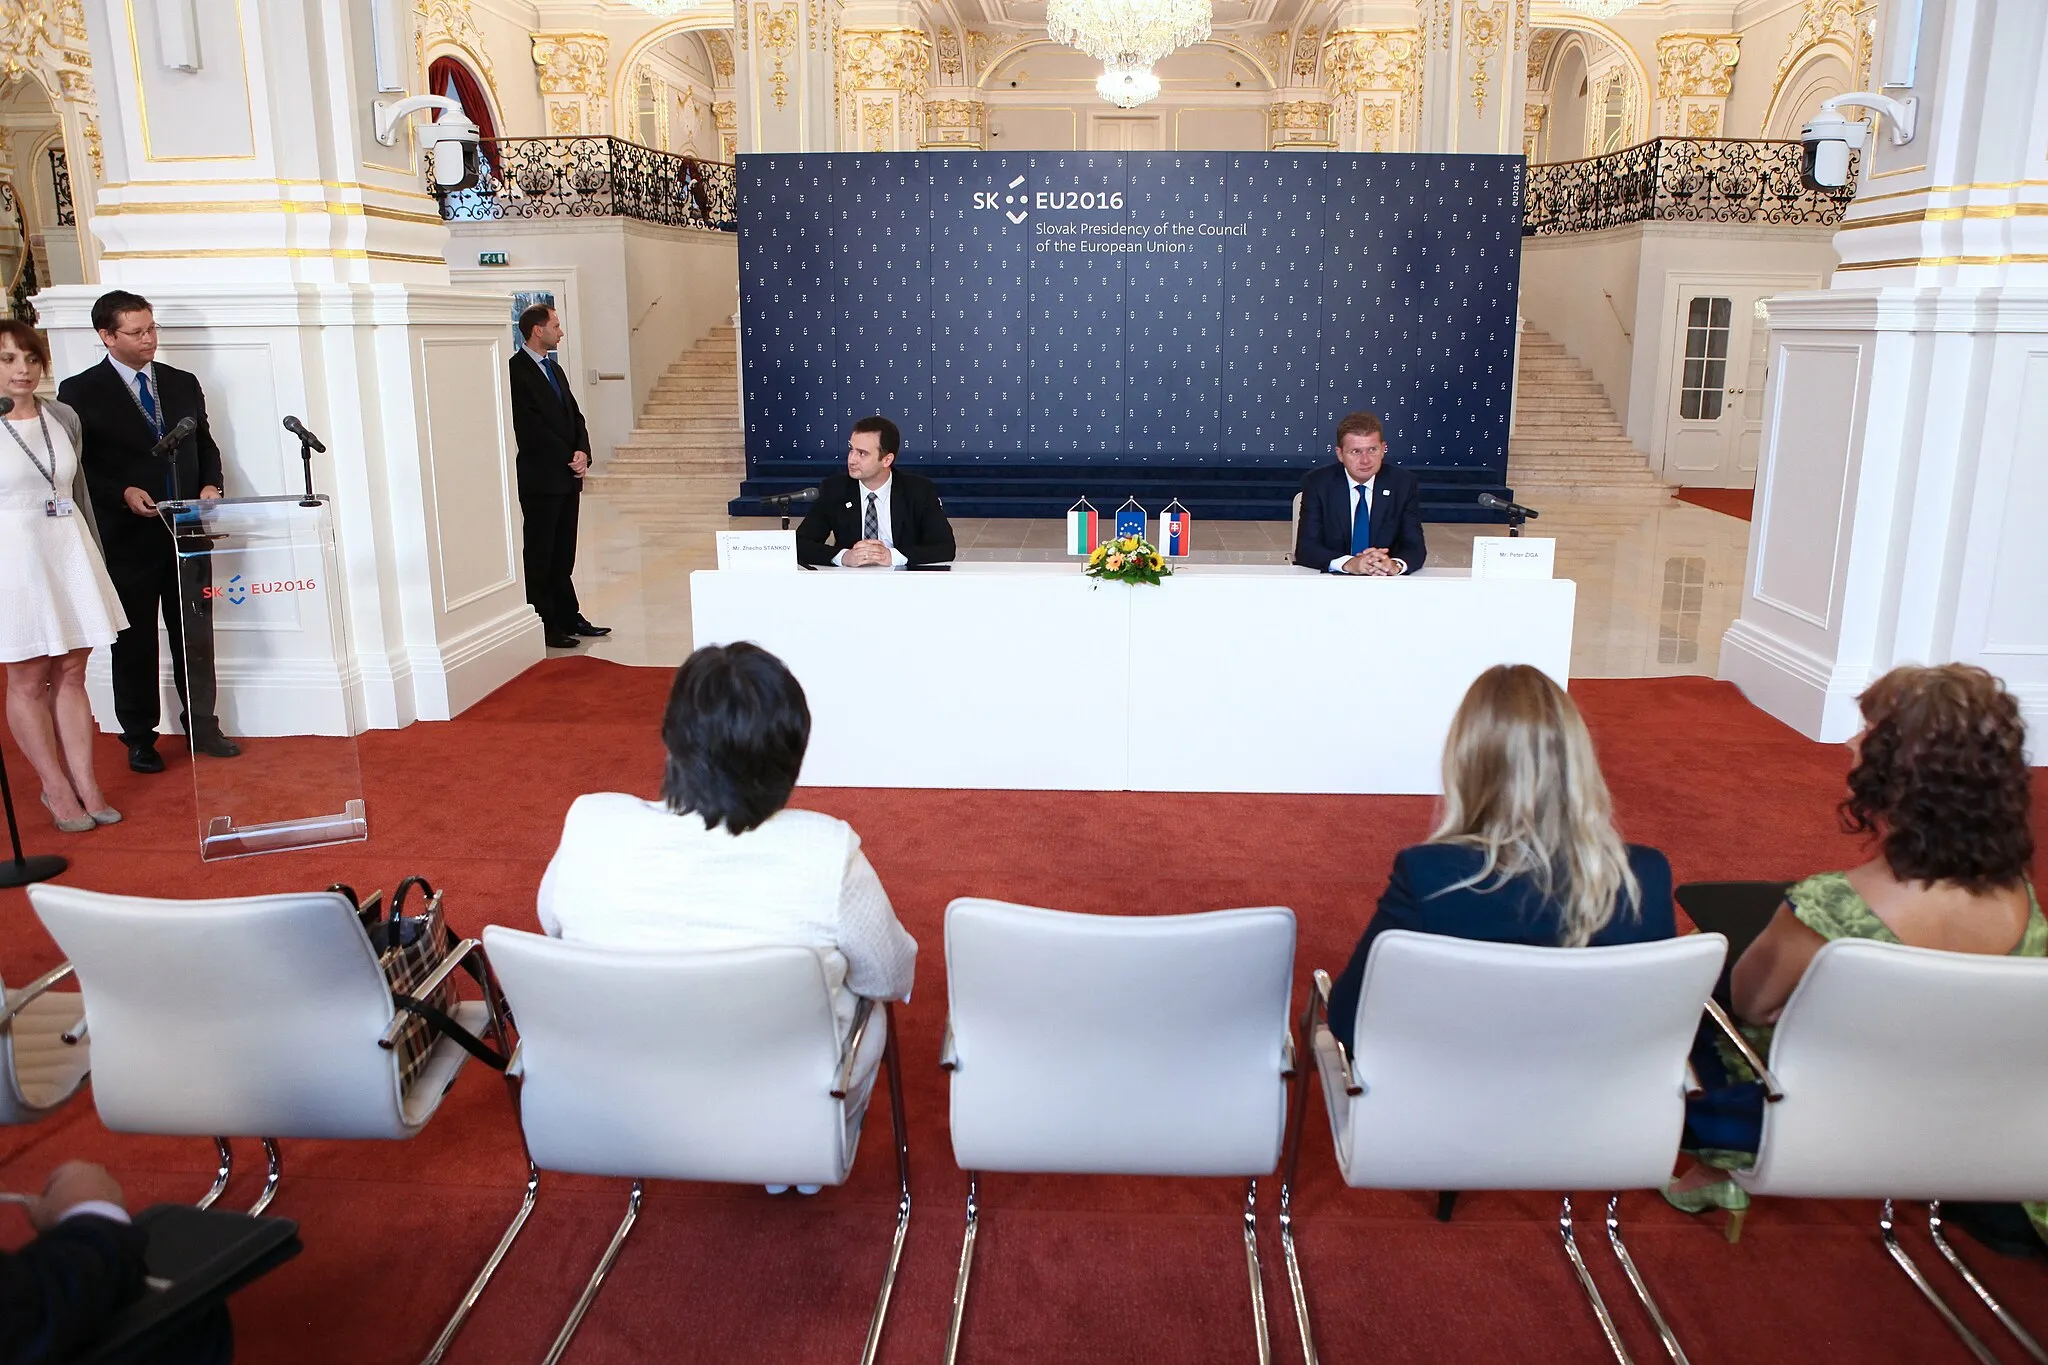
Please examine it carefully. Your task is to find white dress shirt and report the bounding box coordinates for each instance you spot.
[837,474,909,568]
[106,356,159,427]
[537,795,918,1041]
[1327,472,1407,575]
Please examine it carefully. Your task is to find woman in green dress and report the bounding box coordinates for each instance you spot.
[1669,663,2043,1248]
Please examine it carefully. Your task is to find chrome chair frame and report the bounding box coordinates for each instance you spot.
[1701,1009,2046,1365]
[938,1023,1286,1365]
[1279,970,1691,1365]
[422,997,911,1365]
[0,961,90,1122]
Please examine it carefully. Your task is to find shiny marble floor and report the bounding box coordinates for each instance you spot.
[567,491,1752,680]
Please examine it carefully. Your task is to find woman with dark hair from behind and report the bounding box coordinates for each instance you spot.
[538,643,916,1192]
[1325,663,1677,1055]
[1671,663,2043,1250]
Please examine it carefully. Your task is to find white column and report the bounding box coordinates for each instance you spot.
[39,0,542,729]
[735,0,841,152]
[1415,0,1529,155]
[1719,0,2048,749]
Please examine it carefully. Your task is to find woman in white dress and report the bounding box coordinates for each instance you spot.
[0,319,128,831]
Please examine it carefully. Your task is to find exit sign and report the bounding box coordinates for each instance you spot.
[477,251,509,266]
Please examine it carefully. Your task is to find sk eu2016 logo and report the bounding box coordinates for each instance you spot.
[970,174,1031,224]
[203,574,317,604]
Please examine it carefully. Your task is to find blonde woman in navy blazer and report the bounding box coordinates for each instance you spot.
[1326,664,1676,1052]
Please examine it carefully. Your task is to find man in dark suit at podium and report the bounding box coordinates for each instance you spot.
[796,415,956,567]
[59,289,239,773]
[510,303,608,649]
[1293,410,1428,575]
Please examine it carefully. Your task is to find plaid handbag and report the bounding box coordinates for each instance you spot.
[332,878,506,1089]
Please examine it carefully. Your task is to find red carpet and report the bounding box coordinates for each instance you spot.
[4,657,2046,1364]
[1675,487,1755,520]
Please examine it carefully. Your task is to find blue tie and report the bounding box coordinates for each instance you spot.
[545,354,567,404]
[1349,481,1372,556]
[135,371,161,432]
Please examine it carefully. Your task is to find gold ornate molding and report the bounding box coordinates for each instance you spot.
[1525,28,1557,84]
[1290,26,1321,81]
[1268,99,1333,148]
[713,99,737,160]
[920,95,983,148]
[0,0,91,101]
[1656,33,1739,100]
[838,29,929,148]
[532,32,609,98]
[1461,0,1508,118]
[704,31,736,84]
[415,0,497,89]
[757,5,800,112]
[934,28,962,80]
[1522,100,1542,158]
[1324,28,1419,153]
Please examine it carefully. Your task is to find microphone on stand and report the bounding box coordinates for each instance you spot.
[1478,491,1540,539]
[762,486,819,532]
[150,415,197,458]
[282,415,327,452]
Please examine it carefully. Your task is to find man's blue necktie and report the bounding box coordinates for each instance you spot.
[545,354,568,404]
[135,371,161,431]
[1350,481,1372,556]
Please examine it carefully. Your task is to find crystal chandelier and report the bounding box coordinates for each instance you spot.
[1550,0,1646,18]
[1047,0,1211,67]
[1096,61,1162,109]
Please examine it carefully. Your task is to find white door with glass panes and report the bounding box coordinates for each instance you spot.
[1660,289,1773,489]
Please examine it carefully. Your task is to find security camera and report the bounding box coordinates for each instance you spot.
[373,94,483,192]
[1800,91,1917,191]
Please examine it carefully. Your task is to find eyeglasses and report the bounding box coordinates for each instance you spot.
[113,325,158,340]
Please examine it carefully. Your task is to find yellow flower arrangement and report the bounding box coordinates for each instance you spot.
[1082,533,1174,586]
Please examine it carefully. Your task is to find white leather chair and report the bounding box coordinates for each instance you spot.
[1715,938,2048,1365]
[28,885,498,1217]
[0,960,89,1124]
[447,927,910,1365]
[1283,931,1726,1365]
[941,898,1297,1364]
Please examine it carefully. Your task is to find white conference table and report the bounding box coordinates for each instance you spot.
[690,563,1575,795]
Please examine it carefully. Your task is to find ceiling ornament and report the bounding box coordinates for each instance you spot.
[1550,0,1645,18]
[1095,60,1160,108]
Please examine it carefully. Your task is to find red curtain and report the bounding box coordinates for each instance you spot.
[427,57,499,144]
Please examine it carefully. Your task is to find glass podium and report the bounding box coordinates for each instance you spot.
[162,495,368,861]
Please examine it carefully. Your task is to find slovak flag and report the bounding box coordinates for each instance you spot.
[1160,501,1191,557]
[1066,499,1100,555]
[1114,498,1146,540]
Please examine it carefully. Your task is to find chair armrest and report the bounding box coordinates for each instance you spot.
[1703,999,1783,1101]
[378,938,480,1050]
[1308,969,1362,1097]
[1281,1028,1296,1079]
[939,1019,958,1072]
[832,997,877,1099]
[0,962,74,1031]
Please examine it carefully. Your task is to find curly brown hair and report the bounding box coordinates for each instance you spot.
[1840,664,2033,890]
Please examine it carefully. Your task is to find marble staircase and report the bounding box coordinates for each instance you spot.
[580,323,742,499]
[1508,329,1671,502]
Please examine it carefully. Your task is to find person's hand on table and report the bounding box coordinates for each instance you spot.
[121,487,157,517]
[199,485,222,501]
[844,539,892,567]
[28,1161,124,1231]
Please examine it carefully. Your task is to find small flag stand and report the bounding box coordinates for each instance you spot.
[1159,500,1191,557]
[1066,498,1100,556]
[1114,497,1147,541]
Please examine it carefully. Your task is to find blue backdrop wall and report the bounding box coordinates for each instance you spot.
[734,151,1524,521]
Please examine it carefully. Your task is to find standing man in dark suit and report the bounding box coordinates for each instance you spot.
[1293,410,1428,575]
[58,290,239,773]
[509,303,607,649]
[795,415,955,567]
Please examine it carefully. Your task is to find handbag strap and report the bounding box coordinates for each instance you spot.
[391,948,509,1070]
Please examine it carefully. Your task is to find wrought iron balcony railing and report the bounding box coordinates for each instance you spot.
[434,136,736,233]
[49,147,73,227]
[1523,137,1856,236]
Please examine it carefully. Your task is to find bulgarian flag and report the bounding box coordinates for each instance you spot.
[1160,502,1191,557]
[1066,500,1100,555]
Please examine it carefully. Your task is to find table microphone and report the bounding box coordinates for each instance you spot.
[282,415,327,452]
[1477,492,1540,520]
[761,486,820,506]
[151,415,197,457]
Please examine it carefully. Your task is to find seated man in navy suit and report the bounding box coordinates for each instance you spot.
[1293,411,1427,575]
